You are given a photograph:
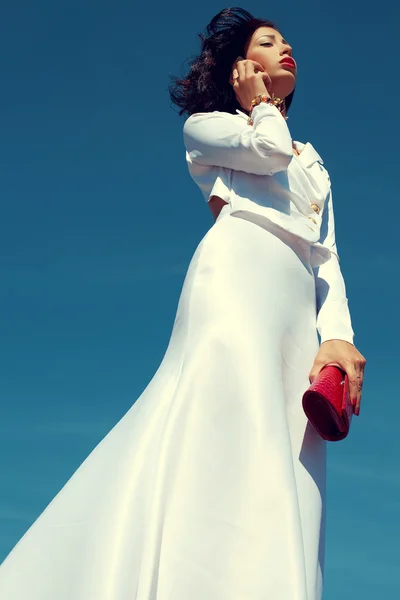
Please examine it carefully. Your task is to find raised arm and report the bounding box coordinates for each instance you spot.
[183,101,294,176]
[313,187,355,345]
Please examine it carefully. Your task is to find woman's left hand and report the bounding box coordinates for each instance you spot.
[308,339,367,416]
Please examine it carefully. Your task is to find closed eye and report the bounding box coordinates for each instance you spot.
[260,42,273,46]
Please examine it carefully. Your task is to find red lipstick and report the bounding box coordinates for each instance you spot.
[280,57,296,69]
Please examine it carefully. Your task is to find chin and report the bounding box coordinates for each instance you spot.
[271,75,295,99]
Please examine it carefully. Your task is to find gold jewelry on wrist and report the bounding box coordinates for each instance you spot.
[247,93,287,125]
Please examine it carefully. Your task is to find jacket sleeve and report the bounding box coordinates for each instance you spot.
[313,187,355,345]
[183,102,294,176]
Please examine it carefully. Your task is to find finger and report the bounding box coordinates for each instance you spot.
[261,72,272,90]
[309,360,331,383]
[354,366,365,416]
[232,55,245,69]
[244,60,265,77]
[354,385,362,416]
[308,365,319,384]
[247,60,265,73]
[236,60,246,81]
[309,360,342,383]
[246,61,271,91]
[346,367,362,414]
[244,60,254,78]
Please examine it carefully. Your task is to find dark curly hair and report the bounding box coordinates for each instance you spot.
[168,7,295,117]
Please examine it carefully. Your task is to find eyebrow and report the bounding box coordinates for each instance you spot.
[256,33,289,45]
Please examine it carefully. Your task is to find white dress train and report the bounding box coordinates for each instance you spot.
[0,204,326,600]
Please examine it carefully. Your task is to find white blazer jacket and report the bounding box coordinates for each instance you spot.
[183,101,355,346]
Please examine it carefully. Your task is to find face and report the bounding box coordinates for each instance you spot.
[245,26,296,99]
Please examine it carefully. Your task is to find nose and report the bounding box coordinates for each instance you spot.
[280,43,293,58]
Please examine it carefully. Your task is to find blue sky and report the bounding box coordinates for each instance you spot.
[1,0,399,596]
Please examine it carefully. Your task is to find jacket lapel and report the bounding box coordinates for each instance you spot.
[235,109,330,199]
[293,141,324,167]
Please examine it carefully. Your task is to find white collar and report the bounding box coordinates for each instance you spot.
[235,108,324,167]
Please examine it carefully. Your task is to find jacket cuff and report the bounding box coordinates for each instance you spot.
[316,297,355,346]
[250,99,289,125]
[319,332,355,346]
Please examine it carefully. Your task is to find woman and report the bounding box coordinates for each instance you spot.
[0,7,366,600]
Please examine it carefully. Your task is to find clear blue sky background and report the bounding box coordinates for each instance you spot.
[1,0,399,597]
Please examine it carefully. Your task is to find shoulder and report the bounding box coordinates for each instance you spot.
[184,109,247,130]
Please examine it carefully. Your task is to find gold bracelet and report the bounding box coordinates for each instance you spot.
[247,93,287,125]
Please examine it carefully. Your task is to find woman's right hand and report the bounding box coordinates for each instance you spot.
[231,56,272,112]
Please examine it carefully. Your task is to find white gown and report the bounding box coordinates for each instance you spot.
[0,204,327,600]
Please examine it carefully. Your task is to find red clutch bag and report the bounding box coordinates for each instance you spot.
[302,365,353,442]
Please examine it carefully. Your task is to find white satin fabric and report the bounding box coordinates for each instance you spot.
[0,206,326,600]
[184,106,333,265]
[183,103,355,345]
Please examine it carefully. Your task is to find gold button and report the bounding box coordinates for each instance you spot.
[308,216,317,225]
[310,203,320,214]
